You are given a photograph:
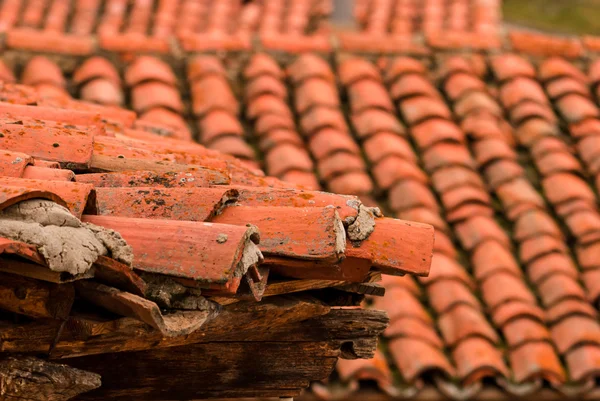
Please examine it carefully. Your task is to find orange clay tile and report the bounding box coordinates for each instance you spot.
[496,178,546,217]
[509,342,566,384]
[546,77,590,99]
[565,210,600,243]
[335,350,395,392]
[198,110,244,145]
[373,285,431,323]
[481,272,537,310]
[243,54,283,81]
[328,171,374,195]
[538,274,586,308]
[490,54,536,82]
[538,57,588,83]
[535,151,582,176]
[80,79,124,106]
[0,183,68,212]
[247,95,293,120]
[0,150,31,177]
[22,166,75,182]
[212,205,345,265]
[542,173,596,206]
[385,317,444,349]
[438,304,499,347]
[546,299,597,325]
[446,204,494,223]
[455,216,511,251]
[555,94,600,123]
[372,156,428,190]
[509,31,584,58]
[513,210,563,242]
[564,345,600,382]
[420,253,474,288]
[73,57,121,86]
[388,337,455,383]
[461,113,507,141]
[265,143,314,177]
[0,60,15,83]
[528,253,579,287]
[0,124,94,169]
[384,57,427,85]
[433,231,458,259]
[398,208,449,235]
[137,108,190,133]
[453,92,502,119]
[499,77,549,110]
[389,73,441,101]
[363,133,415,164]
[422,142,475,172]
[346,217,434,276]
[308,128,360,160]
[431,166,485,193]
[471,240,521,282]
[318,153,366,181]
[492,301,546,328]
[400,96,452,125]
[83,214,259,292]
[551,316,600,354]
[388,180,439,213]
[584,269,600,304]
[245,75,287,101]
[94,187,238,221]
[20,56,65,87]
[0,237,47,266]
[509,101,558,126]
[576,134,600,166]
[125,56,177,87]
[260,34,331,54]
[191,75,239,117]
[131,82,184,114]
[428,280,481,314]
[519,235,567,266]
[287,54,335,85]
[295,78,339,112]
[209,136,255,160]
[300,107,348,136]
[338,58,381,86]
[99,33,170,54]
[279,171,320,190]
[351,109,405,138]
[187,55,227,82]
[347,80,394,114]
[258,129,304,152]
[444,73,486,101]
[473,138,517,167]
[451,337,508,384]
[411,119,465,150]
[7,30,94,55]
[513,118,559,146]
[254,113,297,136]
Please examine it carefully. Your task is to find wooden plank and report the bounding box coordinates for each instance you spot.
[67,341,339,400]
[263,278,349,297]
[0,356,100,401]
[336,282,385,296]
[91,256,146,296]
[0,272,74,319]
[0,257,93,283]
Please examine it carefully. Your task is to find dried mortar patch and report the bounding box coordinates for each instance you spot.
[347,204,382,241]
[0,199,133,275]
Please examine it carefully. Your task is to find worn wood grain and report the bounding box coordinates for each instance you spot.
[69,341,338,400]
[0,272,74,319]
[0,356,100,400]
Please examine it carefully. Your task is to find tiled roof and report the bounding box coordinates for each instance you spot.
[4,1,600,400]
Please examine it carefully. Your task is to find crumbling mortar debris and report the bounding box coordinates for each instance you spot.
[0,199,133,275]
[347,204,382,242]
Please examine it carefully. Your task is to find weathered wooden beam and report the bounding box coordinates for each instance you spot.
[0,257,93,283]
[0,356,100,401]
[67,341,338,400]
[0,272,74,319]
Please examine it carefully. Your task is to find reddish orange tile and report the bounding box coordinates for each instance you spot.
[564,344,600,382]
[308,128,360,160]
[528,253,578,287]
[191,75,238,116]
[546,77,590,99]
[441,186,491,214]
[411,118,465,150]
[187,55,227,82]
[255,113,296,136]
[431,166,485,193]
[535,151,582,176]
[7,29,94,55]
[551,316,600,354]
[328,171,374,195]
[389,73,441,101]
[539,57,588,83]
[351,109,405,138]
[444,73,486,101]
[22,166,74,182]
[261,33,332,54]
[555,94,600,123]
[514,118,560,146]
[455,215,511,251]
[420,253,474,288]
[0,150,31,177]
[348,80,394,114]
[514,210,563,242]
[197,110,244,144]
[384,57,427,85]
[385,317,443,349]
[565,210,600,243]
[509,101,558,126]
[338,57,381,86]
[363,132,415,165]
[265,143,314,177]
[471,240,522,282]
[372,156,428,190]
[398,207,449,235]
[287,54,335,85]
[428,279,481,314]
[388,180,439,212]
[300,107,348,136]
[318,153,366,181]
[125,56,177,87]
[490,54,536,82]
[279,171,320,190]
[545,298,597,325]
[509,31,583,58]
[481,272,536,309]
[294,78,340,114]
[496,178,546,218]
[499,77,549,110]
[452,337,508,385]
[454,92,502,119]
[247,94,293,120]
[131,82,183,114]
[438,304,498,347]
[461,113,509,141]
[388,337,455,383]
[373,286,431,323]
[509,342,566,384]
[400,96,451,125]
[73,56,121,86]
[258,129,304,153]
[0,60,15,83]
[433,231,458,259]
[210,136,256,160]
[422,142,476,172]
[245,75,287,101]
[520,235,567,266]
[542,173,596,206]
[244,54,283,81]
[492,301,545,328]
[473,138,517,167]
[80,79,124,106]
[21,56,65,87]
[538,274,586,307]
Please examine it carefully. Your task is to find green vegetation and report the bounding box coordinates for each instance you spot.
[504,0,600,35]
